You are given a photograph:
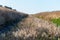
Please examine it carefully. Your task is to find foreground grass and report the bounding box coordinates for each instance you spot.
[35,16,60,40]
[51,18,60,40]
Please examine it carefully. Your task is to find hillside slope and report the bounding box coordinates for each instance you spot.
[0,7,28,30]
[33,11,60,20]
[0,7,60,40]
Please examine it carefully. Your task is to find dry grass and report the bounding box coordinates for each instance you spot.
[33,11,60,21]
[0,7,60,40]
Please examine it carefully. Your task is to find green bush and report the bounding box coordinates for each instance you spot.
[51,18,60,27]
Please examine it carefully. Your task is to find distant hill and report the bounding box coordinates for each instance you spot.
[33,11,60,21]
[0,6,60,40]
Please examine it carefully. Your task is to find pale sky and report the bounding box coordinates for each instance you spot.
[0,0,60,14]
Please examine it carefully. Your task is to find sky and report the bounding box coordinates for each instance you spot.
[0,0,60,14]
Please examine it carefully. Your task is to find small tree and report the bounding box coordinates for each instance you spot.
[4,6,12,9]
[0,5,2,7]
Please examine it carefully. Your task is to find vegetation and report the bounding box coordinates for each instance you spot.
[46,18,60,40]
[35,15,60,27]
[51,18,60,27]
[0,5,60,40]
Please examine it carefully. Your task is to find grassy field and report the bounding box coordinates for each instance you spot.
[51,18,60,40]
[35,16,60,40]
